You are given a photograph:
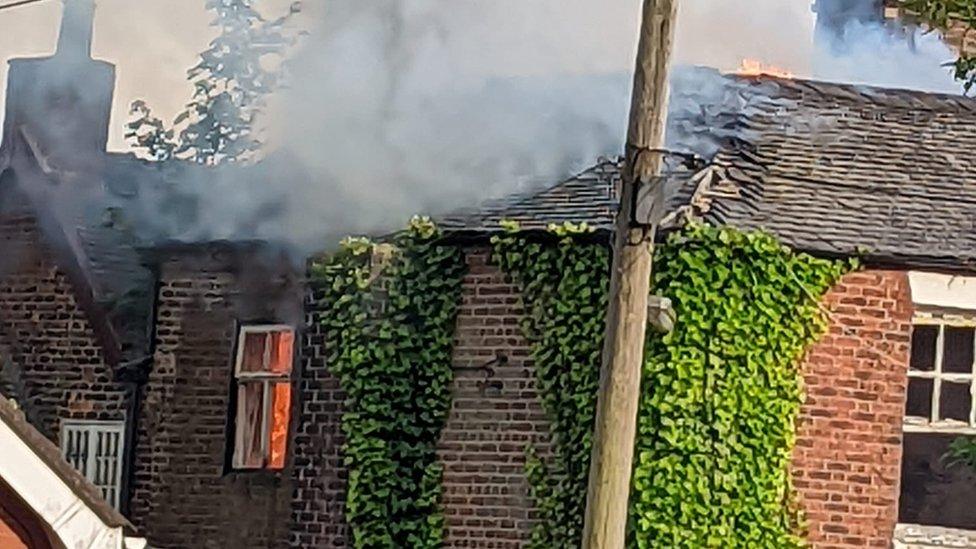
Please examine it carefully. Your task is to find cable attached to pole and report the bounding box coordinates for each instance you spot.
[0,0,49,13]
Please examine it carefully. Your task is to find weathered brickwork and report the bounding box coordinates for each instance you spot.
[437,248,552,547]
[0,208,126,442]
[288,282,349,547]
[792,270,913,548]
[129,251,297,549]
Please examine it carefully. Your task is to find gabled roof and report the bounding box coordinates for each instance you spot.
[0,130,157,365]
[443,68,976,270]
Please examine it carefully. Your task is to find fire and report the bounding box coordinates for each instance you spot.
[736,58,794,79]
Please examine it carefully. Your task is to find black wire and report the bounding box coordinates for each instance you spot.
[0,0,48,12]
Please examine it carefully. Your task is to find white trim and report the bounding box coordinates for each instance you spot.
[60,420,125,510]
[933,325,945,422]
[231,325,295,470]
[0,413,140,548]
[233,324,294,377]
[894,523,976,548]
[909,272,976,312]
[908,322,976,430]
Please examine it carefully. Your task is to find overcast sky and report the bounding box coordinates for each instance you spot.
[0,0,819,152]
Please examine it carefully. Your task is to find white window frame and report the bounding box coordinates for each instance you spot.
[906,315,976,434]
[232,324,294,470]
[59,419,125,510]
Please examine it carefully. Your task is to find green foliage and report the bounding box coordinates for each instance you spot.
[311,217,466,548]
[900,0,976,92]
[491,220,610,548]
[127,0,301,164]
[631,224,850,547]
[493,221,848,547]
[945,436,976,471]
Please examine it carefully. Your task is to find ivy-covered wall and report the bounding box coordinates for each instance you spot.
[490,222,849,548]
[310,218,466,548]
[298,220,851,548]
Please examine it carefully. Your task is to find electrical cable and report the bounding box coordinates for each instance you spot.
[0,0,48,13]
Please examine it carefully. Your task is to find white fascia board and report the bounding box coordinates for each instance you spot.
[0,419,125,549]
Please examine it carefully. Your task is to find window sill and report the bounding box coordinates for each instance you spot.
[903,421,976,435]
[895,523,976,548]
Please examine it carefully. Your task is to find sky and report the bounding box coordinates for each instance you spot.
[0,0,822,152]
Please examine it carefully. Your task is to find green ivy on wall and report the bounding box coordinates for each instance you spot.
[311,217,466,549]
[630,224,850,547]
[491,221,610,548]
[492,221,848,548]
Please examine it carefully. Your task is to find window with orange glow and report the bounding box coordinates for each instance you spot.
[232,325,294,470]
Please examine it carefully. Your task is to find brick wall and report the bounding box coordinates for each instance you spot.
[0,205,126,442]
[437,248,551,547]
[288,282,348,547]
[288,248,553,548]
[792,270,913,548]
[129,249,299,549]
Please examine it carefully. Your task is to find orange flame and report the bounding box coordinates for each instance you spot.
[736,58,794,79]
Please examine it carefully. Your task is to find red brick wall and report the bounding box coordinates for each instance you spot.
[792,270,912,548]
[0,206,126,442]
[129,251,298,549]
[437,248,552,547]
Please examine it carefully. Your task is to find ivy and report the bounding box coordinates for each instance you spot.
[311,217,466,548]
[492,221,849,547]
[491,221,610,548]
[631,224,851,547]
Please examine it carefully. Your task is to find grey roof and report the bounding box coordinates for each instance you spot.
[440,158,621,232]
[443,68,976,270]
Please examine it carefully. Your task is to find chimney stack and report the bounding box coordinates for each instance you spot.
[1,0,116,162]
[56,0,96,59]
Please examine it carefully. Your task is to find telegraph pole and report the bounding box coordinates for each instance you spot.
[582,0,679,547]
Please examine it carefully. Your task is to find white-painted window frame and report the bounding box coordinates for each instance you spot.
[59,419,125,510]
[232,324,294,470]
[906,314,976,434]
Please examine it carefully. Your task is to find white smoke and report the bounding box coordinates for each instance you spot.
[813,18,960,94]
[18,0,966,252]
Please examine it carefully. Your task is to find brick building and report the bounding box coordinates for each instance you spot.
[4,1,976,548]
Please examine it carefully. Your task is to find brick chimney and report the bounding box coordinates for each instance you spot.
[813,0,885,51]
[1,0,115,163]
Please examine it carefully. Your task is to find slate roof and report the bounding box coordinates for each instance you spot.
[440,158,621,232]
[0,135,163,364]
[443,68,976,270]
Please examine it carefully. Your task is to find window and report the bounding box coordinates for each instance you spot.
[232,325,294,470]
[904,322,976,432]
[60,420,125,509]
[899,321,976,533]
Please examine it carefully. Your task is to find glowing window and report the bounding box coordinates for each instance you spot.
[232,325,294,470]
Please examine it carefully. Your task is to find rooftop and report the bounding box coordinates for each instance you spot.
[444,68,976,271]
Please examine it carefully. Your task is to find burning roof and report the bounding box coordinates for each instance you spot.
[444,67,976,271]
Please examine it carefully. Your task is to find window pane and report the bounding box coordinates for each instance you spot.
[940,382,972,422]
[240,332,268,373]
[269,330,295,375]
[268,382,291,469]
[900,433,976,530]
[910,325,938,372]
[235,382,265,468]
[906,378,934,419]
[944,327,976,374]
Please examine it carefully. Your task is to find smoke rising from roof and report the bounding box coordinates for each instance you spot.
[7,0,967,256]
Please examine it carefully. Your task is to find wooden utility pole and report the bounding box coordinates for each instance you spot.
[582,0,679,547]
